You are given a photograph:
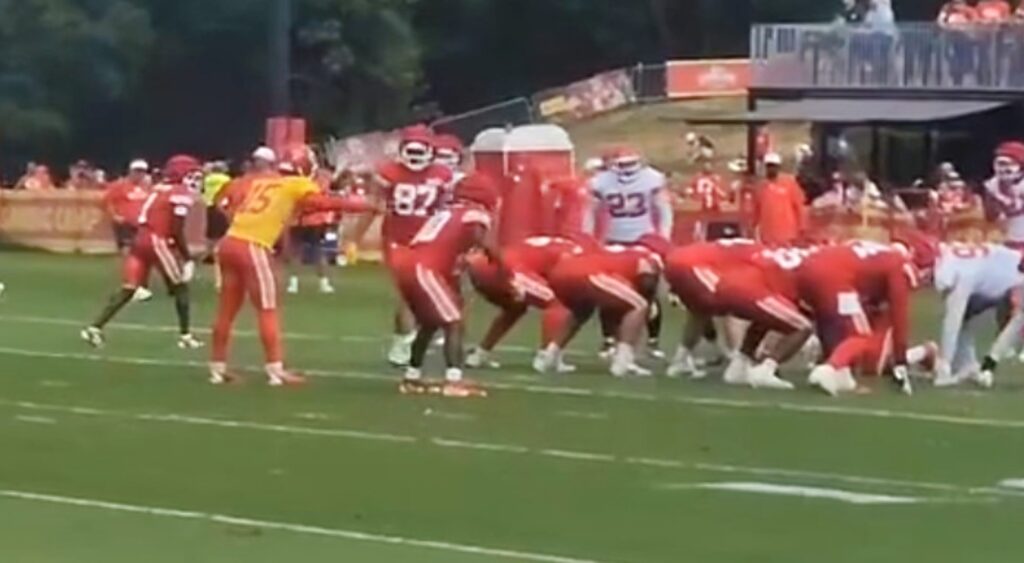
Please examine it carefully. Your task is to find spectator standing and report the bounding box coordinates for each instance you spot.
[66,160,100,191]
[201,161,232,260]
[753,153,807,245]
[938,0,978,86]
[837,0,869,24]
[975,0,1012,85]
[103,159,152,255]
[285,167,339,295]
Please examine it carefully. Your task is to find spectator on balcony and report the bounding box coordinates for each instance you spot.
[975,0,1012,85]
[938,0,978,86]
[753,153,807,245]
[976,0,1012,22]
[836,0,869,24]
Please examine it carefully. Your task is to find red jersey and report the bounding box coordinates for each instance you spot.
[137,183,196,238]
[938,2,977,24]
[407,204,492,274]
[377,161,454,245]
[795,241,916,362]
[504,236,583,278]
[666,239,762,269]
[298,177,336,227]
[976,0,1010,22]
[687,172,728,211]
[104,179,150,226]
[754,174,806,245]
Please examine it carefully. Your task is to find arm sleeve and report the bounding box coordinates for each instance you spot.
[939,278,971,365]
[655,189,674,239]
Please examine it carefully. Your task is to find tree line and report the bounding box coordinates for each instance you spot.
[0,0,946,174]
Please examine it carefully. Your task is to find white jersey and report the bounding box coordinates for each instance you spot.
[935,242,1024,365]
[588,167,668,243]
[984,176,1024,242]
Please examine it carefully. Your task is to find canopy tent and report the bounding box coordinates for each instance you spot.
[684,98,1009,125]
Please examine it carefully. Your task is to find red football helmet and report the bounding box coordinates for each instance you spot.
[455,173,500,211]
[398,124,435,172]
[163,154,202,189]
[994,141,1024,184]
[278,145,318,177]
[891,229,939,285]
[433,134,464,169]
[608,145,643,180]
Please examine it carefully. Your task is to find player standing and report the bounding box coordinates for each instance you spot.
[985,141,1024,251]
[364,126,454,366]
[585,146,673,358]
[389,173,502,397]
[81,155,204,349]
[209,146,377,386]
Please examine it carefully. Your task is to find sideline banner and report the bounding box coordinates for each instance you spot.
[666,59,751,98]
[0,191,205,254]
[533,69,635,123]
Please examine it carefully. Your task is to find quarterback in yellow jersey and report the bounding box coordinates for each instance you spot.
[209,146,377,386]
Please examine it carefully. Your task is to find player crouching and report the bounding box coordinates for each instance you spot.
[390,172,503,397]
[464,235,579,373]
[82,155,204,350]
[541,235,666,377]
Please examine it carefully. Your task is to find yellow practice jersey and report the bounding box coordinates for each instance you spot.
[227,175,320,248]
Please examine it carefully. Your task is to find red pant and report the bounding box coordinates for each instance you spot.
[827,314,893,376]
[217,236,278,311]
[666,262,810,333]
[390,248,463,327]
[122,232,185,288]
[212,236,282,364]
[549,262,646,317]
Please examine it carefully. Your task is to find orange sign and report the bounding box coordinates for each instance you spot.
[0,191,205,254]
[666,59,750,99]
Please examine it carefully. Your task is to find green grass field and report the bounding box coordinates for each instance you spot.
[3,252,1024,562]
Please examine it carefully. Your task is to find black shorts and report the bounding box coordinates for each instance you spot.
[206,207,229,241]
[112,223,138,251]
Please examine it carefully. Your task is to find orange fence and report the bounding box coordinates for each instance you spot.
[0,191,206,254]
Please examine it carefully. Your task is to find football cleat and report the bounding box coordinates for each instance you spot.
[387,334,414,367]
[0,281,6,298]
[723,355,750,385]
[318,278,336,294]
[131,287,154,302]
[177,333,204,350]
[208,363,241,385]
[286,277,300,295]
[441,380,488,398]
[970,370,995,389]
[611,360,652,378]
[667,355,706,380]
[466,347,501,369]
[808,364,840,396]
[554,358,578,374]
[266,364,306,387]
[80,326,105,349]
[747,362,794,390]
[532,347,558,374]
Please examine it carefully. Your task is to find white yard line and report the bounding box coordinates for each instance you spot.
[554,411,610,420]
[4,344,1024,433]
[13,415,56,425]
[2,398,1018,501]
[664,482,922,505]
[0,489,604,563]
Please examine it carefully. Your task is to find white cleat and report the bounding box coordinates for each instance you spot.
[80,326,105,349]
[666,353,706,379]
[647,347,666,361]
[932,373,963,388]
[318,279,336,294]
[532,348,558,374]
[808,364,840,396]
[969,370,995,389]
[131,287,153,302]
[208,362,239,385]
[554,359,578,374]
[832,367,858,394]
[611,361,652,378]
[177,333,204,350]
[0,281,6,298]
[387,334,413,367]
[286,277,299,294]
[747,362,794,390]
[723,355,750,385]
[466,348,501,369]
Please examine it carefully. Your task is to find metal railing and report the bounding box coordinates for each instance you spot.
[752,22,1024,91]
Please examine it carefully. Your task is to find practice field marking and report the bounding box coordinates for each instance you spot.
[0,314,548,356]
[663,482,922,505]
[423,409,477,422]
[4,398,1020,502]
[0,489,605,563]
[13,415,56,425]
[555,411,609,420]
[5,344,1024,433]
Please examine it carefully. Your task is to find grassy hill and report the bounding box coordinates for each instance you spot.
[563,97,809,181]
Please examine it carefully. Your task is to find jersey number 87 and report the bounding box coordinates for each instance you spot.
[393,183,440,217]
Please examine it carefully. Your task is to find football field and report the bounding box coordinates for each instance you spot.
[3,252,1024,562]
